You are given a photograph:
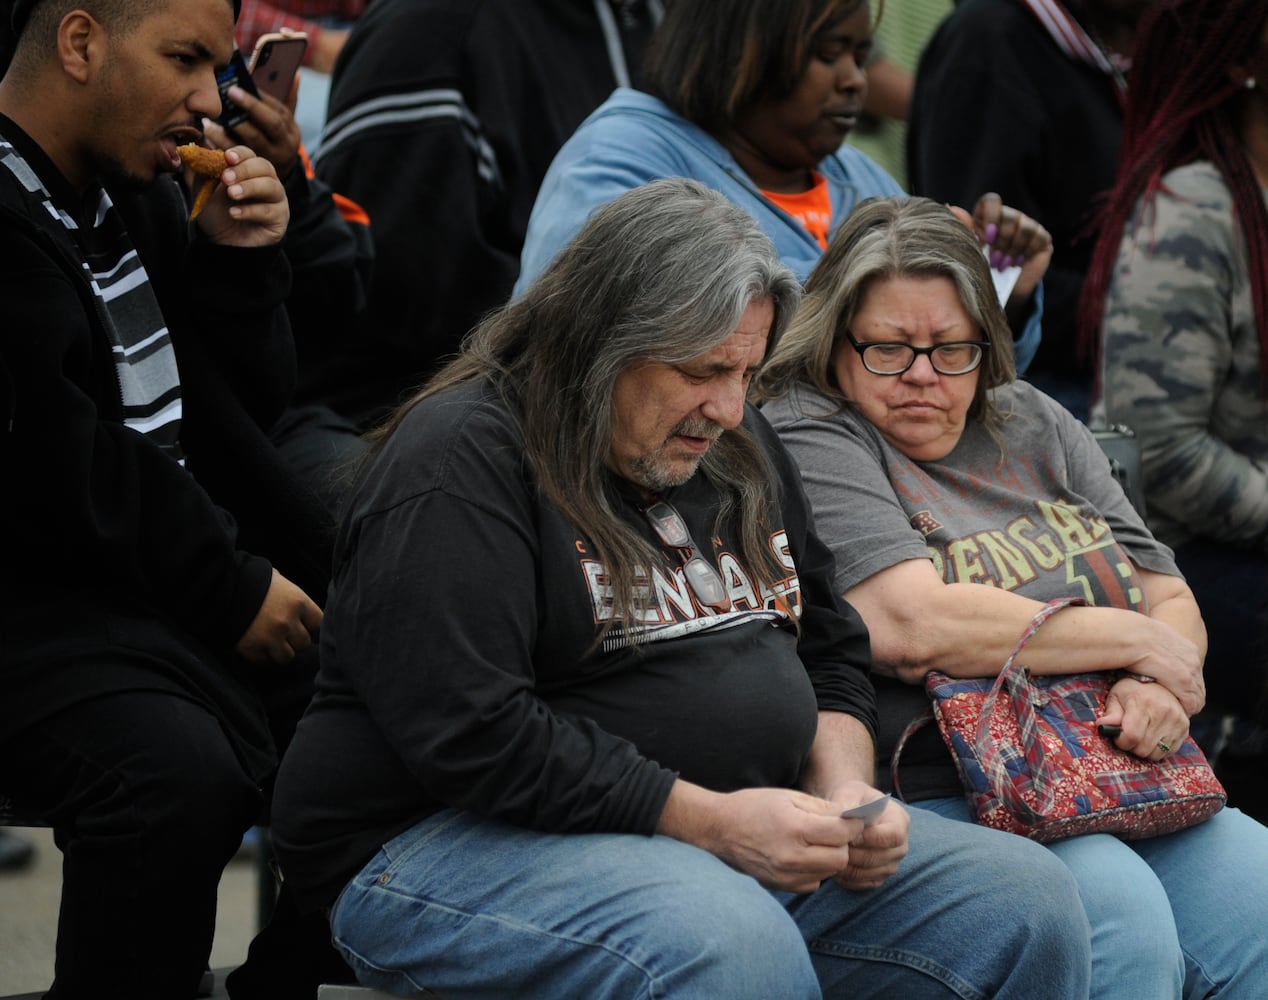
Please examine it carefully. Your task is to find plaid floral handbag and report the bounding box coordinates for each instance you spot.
[893,598,1226,843]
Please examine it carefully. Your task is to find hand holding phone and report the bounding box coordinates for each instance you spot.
[203,34,307,178]
[249,32,309,104]
[215,48,261,129]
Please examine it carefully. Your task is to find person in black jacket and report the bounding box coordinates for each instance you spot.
[306,0,664,429]
[200,52,375,514]
[0,0,324,995]
[270,179,1092,999]
[907,0,1154,420]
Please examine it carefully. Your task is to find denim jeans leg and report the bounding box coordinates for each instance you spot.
[329,808,822,1000]
[785,806,1091,999]
[1128,807,1268,998]
[915,796,1186,999]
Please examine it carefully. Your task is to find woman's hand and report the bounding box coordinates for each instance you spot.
[970,192,1053,305]
[1123,614,1206,716]
[1098,676,1191,761]
[944,195,1052,330]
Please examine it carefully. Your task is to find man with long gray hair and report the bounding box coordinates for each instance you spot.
[271,178,1091,998]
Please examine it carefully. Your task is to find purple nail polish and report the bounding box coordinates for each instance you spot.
[990,250,1004,269]
[984,223,998,244]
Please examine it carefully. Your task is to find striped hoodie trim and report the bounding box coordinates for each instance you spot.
[315,87,502,188]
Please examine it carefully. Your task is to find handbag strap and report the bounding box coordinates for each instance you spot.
[974,597,1088,821]
[891,706,935,802]
[890,597,1089,803]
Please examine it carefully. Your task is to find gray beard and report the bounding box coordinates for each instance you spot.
[626,452,704,493]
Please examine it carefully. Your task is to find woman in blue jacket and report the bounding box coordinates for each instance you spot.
[516,0,1052,371]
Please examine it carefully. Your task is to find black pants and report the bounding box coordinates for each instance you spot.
[0,690,263,999]
[268,403,369,517]
[1173,538,1268,824]
[225,649,358,1000]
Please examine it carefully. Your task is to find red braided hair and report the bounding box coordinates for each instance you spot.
[1078,0,1268,380]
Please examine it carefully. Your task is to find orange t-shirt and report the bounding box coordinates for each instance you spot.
[762,171,832,250]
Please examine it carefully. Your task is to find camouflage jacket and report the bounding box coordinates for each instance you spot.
[1099,161,1268,551]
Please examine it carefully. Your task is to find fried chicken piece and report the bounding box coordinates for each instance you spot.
[177,143,227,177]
[176,143,227,220]
[188,178,217,220]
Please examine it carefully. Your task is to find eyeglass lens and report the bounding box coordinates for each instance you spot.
[644,501,692,549]
[682,554,730,608]
[643,501,731,611]
[860,341,984,375]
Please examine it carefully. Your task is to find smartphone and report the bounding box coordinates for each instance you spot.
[249,32,309,103]
[215,47,261,128]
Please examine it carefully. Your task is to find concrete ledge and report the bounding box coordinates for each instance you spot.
[1,966,237,999]
[319,985,445,999]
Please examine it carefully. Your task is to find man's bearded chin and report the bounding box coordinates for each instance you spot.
[627,419,727,492]
[90,150,158,193]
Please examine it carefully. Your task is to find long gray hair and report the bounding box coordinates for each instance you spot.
[378,178,802,630]
[753,195,1015,439]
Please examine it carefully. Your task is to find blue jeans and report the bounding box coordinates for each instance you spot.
[914,797,1268,999]
[329,806,1090,999]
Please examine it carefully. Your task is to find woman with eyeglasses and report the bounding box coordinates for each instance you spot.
[754,194,1268,999]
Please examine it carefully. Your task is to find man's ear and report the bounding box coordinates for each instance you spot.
[57,10,103,85]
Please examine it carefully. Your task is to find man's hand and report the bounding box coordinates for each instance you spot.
[659,781,869,894]
[190,143,289,247]
[235,568,323,664]
[707,787,862,893]
[204,82,302,181]
[819,779,909,891]
[831,796,909,891]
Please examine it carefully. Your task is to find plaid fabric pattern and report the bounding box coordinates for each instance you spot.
[897,599,1226,842]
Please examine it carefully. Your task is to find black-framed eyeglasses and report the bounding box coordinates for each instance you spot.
[843,330,990,376]
[642,500,733,613]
